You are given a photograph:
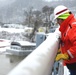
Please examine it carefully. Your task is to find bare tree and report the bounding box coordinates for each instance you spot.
[24,7,33,27]
[42,5,54,33]
[29,9,43,42]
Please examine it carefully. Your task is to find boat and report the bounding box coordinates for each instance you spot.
[6,41,36,56]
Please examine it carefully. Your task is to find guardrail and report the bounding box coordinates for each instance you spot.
[7,28,60,75]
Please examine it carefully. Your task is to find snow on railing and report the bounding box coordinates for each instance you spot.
[7,28,60,75]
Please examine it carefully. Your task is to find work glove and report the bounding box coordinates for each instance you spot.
[55,53,69,61]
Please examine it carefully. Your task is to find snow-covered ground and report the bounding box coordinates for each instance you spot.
[0,26,35,51]
[0,27,34,41]
[0,27,32,53]
[0,28,24,33]
[0,39,10,54]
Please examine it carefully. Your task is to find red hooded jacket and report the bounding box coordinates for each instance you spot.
[59,14,76,64]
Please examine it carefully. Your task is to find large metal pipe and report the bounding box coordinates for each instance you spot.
[7,28,60,75]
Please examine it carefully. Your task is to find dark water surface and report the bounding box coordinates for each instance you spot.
[0,54,25,75]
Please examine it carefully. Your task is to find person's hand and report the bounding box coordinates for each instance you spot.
[55,53,69,61]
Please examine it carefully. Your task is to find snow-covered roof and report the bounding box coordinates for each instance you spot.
[11,41,36,46]
[0,28,24,33]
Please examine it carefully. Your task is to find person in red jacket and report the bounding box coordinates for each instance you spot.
[54,5,76,75]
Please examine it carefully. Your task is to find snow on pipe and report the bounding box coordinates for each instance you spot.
[7,28,61,75]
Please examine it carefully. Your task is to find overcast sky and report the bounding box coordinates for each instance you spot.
[0,0,15,7]
[0,0,10,2]
[44,0,58,2]
[43,0,73,2]
[0,0,15,3]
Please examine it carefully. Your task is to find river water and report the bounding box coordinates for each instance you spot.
[0,53,25,75]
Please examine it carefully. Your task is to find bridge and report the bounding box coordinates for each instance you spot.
[6,28,69,75]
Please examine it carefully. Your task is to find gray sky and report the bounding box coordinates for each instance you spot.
[0,0,10,2]
[44,0,58,2]
[0,0,15,4]
[43,0,73,2]
[0,0,15,7]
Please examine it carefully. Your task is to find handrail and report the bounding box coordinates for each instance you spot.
[7,28,60,75]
